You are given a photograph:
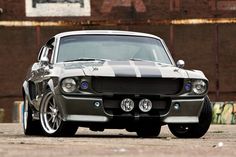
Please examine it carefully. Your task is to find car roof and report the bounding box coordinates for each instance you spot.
[54,30,162,40]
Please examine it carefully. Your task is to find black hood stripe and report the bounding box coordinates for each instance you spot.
[108,61,136,77]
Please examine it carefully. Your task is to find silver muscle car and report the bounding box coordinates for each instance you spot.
[22,30,212,138]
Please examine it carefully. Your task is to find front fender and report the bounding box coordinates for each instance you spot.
[22,81,34,105]
[47,79,56,95]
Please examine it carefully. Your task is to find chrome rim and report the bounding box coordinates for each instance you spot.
[40,92,62,134]
[23,96,28,130]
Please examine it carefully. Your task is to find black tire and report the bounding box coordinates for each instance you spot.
[39,90,78,137]
[168,96,212,138]
[136,124,161,138]
[23,95,43,135]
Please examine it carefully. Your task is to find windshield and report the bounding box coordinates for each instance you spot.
[57,35,172,64]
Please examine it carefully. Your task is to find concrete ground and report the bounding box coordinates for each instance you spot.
[0,124,235,157]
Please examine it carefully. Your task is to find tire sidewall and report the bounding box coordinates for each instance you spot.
[23,95,29,133]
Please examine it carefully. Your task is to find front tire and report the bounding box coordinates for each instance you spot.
[136,124,161,138]
[23,95,42,135]
[39,90,78,137]
[168,96,212,138]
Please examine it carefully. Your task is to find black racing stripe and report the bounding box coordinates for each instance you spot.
[108,61,136,77]
[134,61,162,77]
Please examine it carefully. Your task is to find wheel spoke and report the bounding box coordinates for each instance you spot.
[52,121,56,129]
[52,98,56,108]
[48,115,53,122]
[52,116,56,123]
[46,112,53,115]
[55,117,59,128]
[49,106,54,112]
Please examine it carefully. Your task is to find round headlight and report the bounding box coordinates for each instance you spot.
[192,80,207,95]
[61,78,77,93]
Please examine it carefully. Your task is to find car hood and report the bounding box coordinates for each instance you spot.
[61,61,207,79]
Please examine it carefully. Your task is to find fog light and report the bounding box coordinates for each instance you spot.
[174,103,180,110]
[94,101,101,107]
[139,99,152,112]
[120,98,134,112]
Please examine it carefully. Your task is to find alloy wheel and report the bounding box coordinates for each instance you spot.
[40,92,62,134]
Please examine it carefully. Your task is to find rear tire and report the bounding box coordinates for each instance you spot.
[39,90,78,137]
[23,95,42,135]
[168,96,212,138]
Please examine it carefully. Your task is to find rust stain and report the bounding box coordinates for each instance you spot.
[217,1,236,10]
[170,0,180,11]
[171,18,236,24]
[101,0,146,13]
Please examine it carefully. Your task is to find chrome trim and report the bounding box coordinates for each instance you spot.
[66,115,109,122]
[163,116,199,123]
[53,36,60,64]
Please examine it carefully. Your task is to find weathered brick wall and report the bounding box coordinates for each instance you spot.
[1,0,236,20]
[0,0,236,122]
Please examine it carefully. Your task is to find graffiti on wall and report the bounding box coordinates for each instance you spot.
[25,0,91,17]
[212,102,236,124]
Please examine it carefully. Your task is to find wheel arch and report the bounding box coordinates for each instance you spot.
[45,78,57,95]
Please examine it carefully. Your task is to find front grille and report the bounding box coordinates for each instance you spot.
[92,77,183,95]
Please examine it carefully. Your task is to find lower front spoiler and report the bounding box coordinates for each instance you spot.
[56,95,205,124]
[162,98,204,123]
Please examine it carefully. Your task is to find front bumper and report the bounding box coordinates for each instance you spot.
[55,94,204,124]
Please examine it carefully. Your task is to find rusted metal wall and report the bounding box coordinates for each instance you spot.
[0,0,236,122]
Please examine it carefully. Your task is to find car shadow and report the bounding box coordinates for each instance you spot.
[74,134,137,138]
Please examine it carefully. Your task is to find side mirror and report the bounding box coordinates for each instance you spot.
[40,56,49,66]
[176,60,185,68]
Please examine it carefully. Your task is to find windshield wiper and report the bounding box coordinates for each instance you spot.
[129,58,145,61]
[64,58,108,62]
[129,58,172,66]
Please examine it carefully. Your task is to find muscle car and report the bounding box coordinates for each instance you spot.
[22,30,212,138]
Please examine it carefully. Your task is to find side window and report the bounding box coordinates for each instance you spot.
[46,39,55,63]
[47,47,53,63]
[37,38,55,63]
[37,45,54,63]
